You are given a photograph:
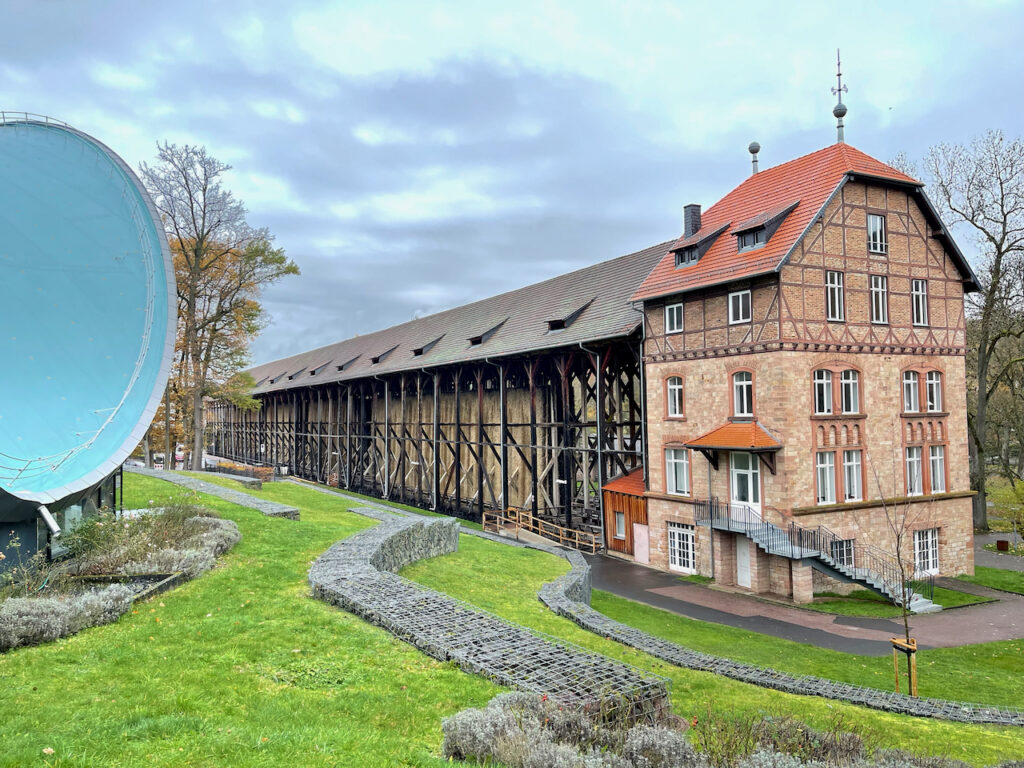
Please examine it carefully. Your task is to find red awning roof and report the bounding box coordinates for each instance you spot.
[602,467,645,495]
[685,421,782,452]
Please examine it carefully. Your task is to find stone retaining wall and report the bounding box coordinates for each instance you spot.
[309,512,668,724]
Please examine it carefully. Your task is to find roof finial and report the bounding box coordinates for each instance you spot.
[831,48,848,143]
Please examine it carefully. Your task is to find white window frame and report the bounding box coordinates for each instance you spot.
[666,376,684,418]
[870,275,889,324]
[843,449,863,502]
[728,290,752,324]
[738,228,765,252]
[926,371,943,412]
[732,371,753,417]
[667,522,696,573]
[665,302,684,334]
[666,448,690,496]
[816,451,836,505]
[867,213,888,254]
[911,279,929,326]
[906,446,923,496]
[840,370,860,414]
[813,370,833,415]
[914,528,939,576]
[929,445,946,494]
[902,371,920,413]
[830,539,855,568]
[825,271,845,322]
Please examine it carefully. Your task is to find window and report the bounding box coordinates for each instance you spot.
[614,511,626,539]
[926,371,943,412]
[676,247,699,267]
[730,451,760,506]
[813,370,833,415]
[902,371,920,412]
[906,446,923,496]
[667,522,696,573]
[830,539,855,568]
[666,449,690,495]
[840,370,860,414]
[870,275,889,324]
[867,213,887,254]
[816,451,836,504]
[911,279,929,326]
[826,271,845,321]
[914,528,939,575]
[738,228,765,251]
[930,445,946,493]
[732,371,753,417]
[843,449,863,501]
[665,302,684,334]
[666,376,684,418]
[729,290,752,324]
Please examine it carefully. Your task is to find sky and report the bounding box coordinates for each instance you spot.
[3,0,1022,366]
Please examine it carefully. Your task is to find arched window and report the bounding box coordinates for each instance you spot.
[732,371,753,417]
[666,376,684,418]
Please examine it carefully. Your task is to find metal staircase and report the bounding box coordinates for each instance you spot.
[694,498,939,614]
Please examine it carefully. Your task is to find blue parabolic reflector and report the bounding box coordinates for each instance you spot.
[0,118,175,504]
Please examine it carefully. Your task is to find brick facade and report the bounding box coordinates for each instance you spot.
[638,178,975,602]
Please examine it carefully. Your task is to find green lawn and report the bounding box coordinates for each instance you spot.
[0,474,496,767]
[2,475,1023,767]
[985,476,1023,533]
[806,586,992,618]
[403,534,1024,766]
[958,566,1024,596]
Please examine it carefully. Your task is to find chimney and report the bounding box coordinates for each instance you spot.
[749,141,760,175]
[683,204,701,238]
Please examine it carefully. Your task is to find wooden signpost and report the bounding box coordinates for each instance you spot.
[891,637,918,696]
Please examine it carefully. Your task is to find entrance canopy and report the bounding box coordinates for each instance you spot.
[684,421,782,474]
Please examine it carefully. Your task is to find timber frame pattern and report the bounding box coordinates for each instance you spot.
[207,342,643,529]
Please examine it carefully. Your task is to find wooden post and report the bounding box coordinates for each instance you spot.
[891,637,918,696]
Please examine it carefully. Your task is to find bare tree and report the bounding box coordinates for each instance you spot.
[923,131,1024,530]
[141,143,299,469]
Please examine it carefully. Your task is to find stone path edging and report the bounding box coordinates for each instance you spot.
[308,509,668,721]
[126,467,299,519]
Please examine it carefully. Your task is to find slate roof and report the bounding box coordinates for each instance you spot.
[247,240,671,394]
[632,143,977,301]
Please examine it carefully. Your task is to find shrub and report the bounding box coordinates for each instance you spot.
[737,750,819,768]
[442,701,519,761]
[868,750,972,768]
[754,716,865,766]
[621,725,703,768]
[523,739,585,768]
[0,585,132,651]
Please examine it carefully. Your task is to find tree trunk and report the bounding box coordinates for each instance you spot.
[193,387,205,471]
[164,387,172,471]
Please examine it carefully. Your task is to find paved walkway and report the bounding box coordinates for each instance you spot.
[975,531,1024,572]
[587,553,1024,656]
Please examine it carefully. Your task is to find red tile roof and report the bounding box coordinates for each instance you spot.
[685,421,782,451]
[602,467,645,495]
[632,143,921,301]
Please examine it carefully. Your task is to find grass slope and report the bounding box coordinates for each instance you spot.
[0,474,495,767]
[403,534,1024,766]
[806,586,991,618]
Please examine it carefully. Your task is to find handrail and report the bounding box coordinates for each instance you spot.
[693,497,933,606]
[483,508,600,554]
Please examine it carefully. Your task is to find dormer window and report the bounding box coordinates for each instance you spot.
[412,336,443,357]
[310,361,331,376]
[546,300,593,333]
[737,227,765,252]
[371,345,397,364]
[286,367,307,381]
[675,247,699,267]
[469,318,507,347]
[336,355,360,372]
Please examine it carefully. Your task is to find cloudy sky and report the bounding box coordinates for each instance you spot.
[4,0,1022,365]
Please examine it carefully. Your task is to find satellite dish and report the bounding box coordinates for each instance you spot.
[0,114,176,510]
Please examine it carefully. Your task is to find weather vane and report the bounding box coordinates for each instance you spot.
[831,48,848,143]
